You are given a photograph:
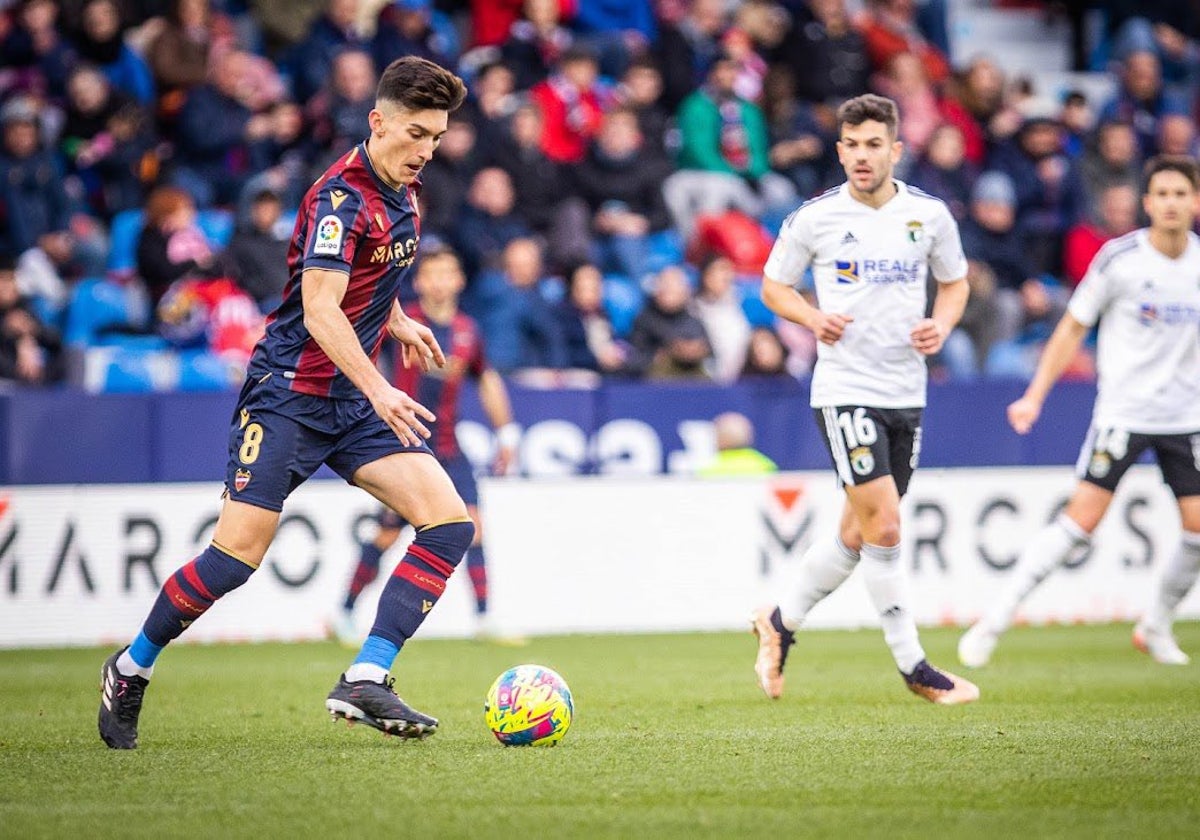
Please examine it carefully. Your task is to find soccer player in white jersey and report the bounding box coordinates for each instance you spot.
[959,155,1200,668]
[752,93,978,704]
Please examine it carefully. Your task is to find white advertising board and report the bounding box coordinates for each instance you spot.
[0,466,1195,648]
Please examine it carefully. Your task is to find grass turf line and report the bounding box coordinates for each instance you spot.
[1,624,1198,839]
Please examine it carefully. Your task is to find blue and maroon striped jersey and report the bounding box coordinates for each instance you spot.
[392,303,487,458]
[248,142,422,398]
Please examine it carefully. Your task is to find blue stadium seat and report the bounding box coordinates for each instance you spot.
[643,230,684,276]
[65,277,133,346]
[740,285,777,328]
[602,274,643,338]
[101,348,161,393]
[177,350,236,391]
[197,208,235,247]
[107,209,144,275]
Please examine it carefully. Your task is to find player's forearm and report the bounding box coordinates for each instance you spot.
[761,279,819,331]
[478,369,514,429]
[930,278,969,334]
[1023,314,1089,406]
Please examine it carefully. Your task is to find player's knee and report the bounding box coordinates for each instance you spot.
[413,519,475,567]
[861,513,900,547]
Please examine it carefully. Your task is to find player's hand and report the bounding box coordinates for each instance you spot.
[1007,396,1042,435]
[388,316,446,371]
[370,386,436,447]
[492,445,515,476]
[811,311,854,345]
[910,318,947,355]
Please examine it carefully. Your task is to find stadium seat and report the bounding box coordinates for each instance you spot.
[602,274,643,338]
[64,277,160,348]
[106,209,145,275]
[99,347,164,393]
[197,209,236,247]
[643,230,684,276]
[177,350,236,391]
[740,286,777,328]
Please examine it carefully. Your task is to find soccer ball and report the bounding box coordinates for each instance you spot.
[484,664,574,746]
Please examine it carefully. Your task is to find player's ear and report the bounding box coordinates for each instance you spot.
[368,108,385,135]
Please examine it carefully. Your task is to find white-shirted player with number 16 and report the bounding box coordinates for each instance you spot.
[959,155,1200,669]
[753,93,978,704]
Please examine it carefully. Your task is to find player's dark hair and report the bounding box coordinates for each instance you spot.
[376,56,466,114]
[1143,155,1200,192]
[836,94,899,138]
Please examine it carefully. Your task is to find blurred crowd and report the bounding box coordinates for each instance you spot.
[1,0,1199,389]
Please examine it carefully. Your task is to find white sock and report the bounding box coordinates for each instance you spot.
[344,663,388,684]
[860,541,925,674]
[982,514,1089,634]
[116,650,153,680]
[779,536,859,629]
[1143,530,1200,631]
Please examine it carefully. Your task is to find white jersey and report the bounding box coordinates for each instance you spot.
[1068,229,1200,433]
[763,181,967,408]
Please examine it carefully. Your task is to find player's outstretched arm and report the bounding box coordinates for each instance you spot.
[387,300,446,372]
[911,276,968,355]
[1007,312,1090,435]
[761,276,853,345]
[302,268,436,446]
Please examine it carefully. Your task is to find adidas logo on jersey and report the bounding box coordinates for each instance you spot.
[840,231,858,245]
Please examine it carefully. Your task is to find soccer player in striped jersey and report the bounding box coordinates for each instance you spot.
[333,246,520,645]
[753,93,979,705]
[960,155,1200,668]
[99,57,471,749]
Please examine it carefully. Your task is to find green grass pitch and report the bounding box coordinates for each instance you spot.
[1,624,1198,839]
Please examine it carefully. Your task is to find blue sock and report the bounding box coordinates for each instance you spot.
[128,632,164,669]
[352,634,402,672]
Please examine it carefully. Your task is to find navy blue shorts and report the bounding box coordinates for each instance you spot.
[378,451,478,530]
[224,372,432,512]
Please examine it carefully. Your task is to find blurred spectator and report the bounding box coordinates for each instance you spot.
[529,44,607,164]
[959,170,1032,342]
[856,0,950,85]
[1098,49,1190,157]
[1058,90,1093,159]
[665,55,795,237]
[990,116,1083,276]
[0,0,76,100]
[145,0,234,100]
[1156,113,1199,158]
[0,96,106,308]
[739,324,788,378]
[941,56,1008,167]
[472,237,566,372]
[0,254,65,384]
[570,0,657,79]
[419,111,481,241]
[486,101,589,271]
[654,0,727,114]
[74,0,155,105]
[227,187,289,311]
[553,262,629,374]
[59,64,139,214]
[171,49,278,206]
[696,410,778,477]
[288,0,368,104]
[929,258,1002,380]
[720,22,768,104]
[571,106,673,279]
[465,61,518,151]
[1079,120,1141,214]
[469,0,534,48]
[690,255,749,384]
[308,47,376,163]
[782,0,869,108]
[136,185,221,307]
[1062,183,1139,288]
[614,57,670,156]
[372,0,455,72]
[762,68,830,198]
[627,265,712,379]
[501,0,575,90]
[453,166,531,279]
[873,51,941,170]
[245,99,313,208]
[908,123,976,222]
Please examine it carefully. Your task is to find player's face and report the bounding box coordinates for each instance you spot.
[414,254,465,307]
[1143,170,1200,234]
[368,103,448,186]
[837,120,902,197]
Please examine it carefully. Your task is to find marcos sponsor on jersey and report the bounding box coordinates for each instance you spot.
[835,258,922,285]
[313,214,344,256]
[370,236,419,268]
